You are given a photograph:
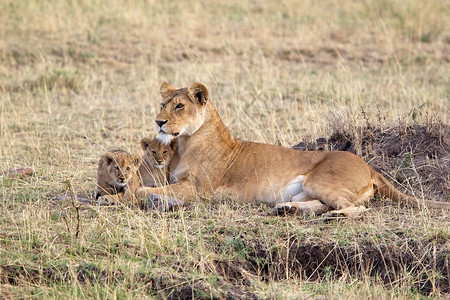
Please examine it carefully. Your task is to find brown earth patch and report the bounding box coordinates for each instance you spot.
[2,232,448,296]
[245,236,450,295]
[0,261,259,299]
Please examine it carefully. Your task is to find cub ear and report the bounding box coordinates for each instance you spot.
[160,82,175,98]
[132,154,142,167]
[104,153,114,166]
[169,138,178,151]
[188,82,208,106]
[140,137,152,151]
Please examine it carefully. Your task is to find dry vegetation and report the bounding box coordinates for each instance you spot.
[0,0,449,299]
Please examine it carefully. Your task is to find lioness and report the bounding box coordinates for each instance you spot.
[138,137,178,187]
[96,150,142,206]
[136,82,450,216]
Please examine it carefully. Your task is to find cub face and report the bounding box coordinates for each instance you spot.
[104,150,142,186]
[141,137,177,169]
[155,82,209,145]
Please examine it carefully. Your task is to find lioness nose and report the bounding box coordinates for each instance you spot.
[155,120,168,127]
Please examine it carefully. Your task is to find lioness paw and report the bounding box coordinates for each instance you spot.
[96,195,116,206]
[146,194,184,212]
[272,203,298,216]
[322,206,370,219]
[273,200,329,216]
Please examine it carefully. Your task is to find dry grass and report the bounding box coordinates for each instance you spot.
[1,0,449,298]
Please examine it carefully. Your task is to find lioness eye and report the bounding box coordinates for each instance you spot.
[163,151,167,154]
[160,103,165,109]
[126,167,130,171]
[115,166,120,171]
[152,151,157,155]
[175,103,184,110]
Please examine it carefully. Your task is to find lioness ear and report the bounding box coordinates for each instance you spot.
[104,153,114,166]
[132,154,142,167]
[160,82,175,98]
[140,138,152,151]
[188,82,208,106]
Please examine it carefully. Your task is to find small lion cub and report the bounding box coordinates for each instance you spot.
[139,137,178,187]
[96,149,142,206]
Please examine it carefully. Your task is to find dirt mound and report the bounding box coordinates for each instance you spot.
[1,262,258,300]
[245,236,450,295]
[293,123,450,201]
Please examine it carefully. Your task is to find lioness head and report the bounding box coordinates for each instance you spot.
[155,82,209,145]
[141,137,177,169]
[104,150,142,186]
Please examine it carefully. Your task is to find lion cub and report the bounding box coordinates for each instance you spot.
[96,149,142,206]
[139,137,177,187]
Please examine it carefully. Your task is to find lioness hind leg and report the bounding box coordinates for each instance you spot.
[273,200,328,216]
[301,177,371,218]
[302,187,369,218]
[323,206,370,218]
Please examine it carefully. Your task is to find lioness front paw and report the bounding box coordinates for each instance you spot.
[135,187,148,199]
[96,195,116,206]
[146,194,184,212]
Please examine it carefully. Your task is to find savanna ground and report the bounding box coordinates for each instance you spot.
[1,0,449,299]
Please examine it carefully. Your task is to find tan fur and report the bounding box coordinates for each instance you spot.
[96,150,142,206]
[136,82,450,216]
[138,137,178,187]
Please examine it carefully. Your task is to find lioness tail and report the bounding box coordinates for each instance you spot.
[372,171,450,209]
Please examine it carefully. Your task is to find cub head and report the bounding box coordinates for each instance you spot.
[141,137,177,169]
[155,82,209,145]
[103,150,142,186]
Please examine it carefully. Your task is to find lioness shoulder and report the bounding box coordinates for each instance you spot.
[96,149,142,205]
